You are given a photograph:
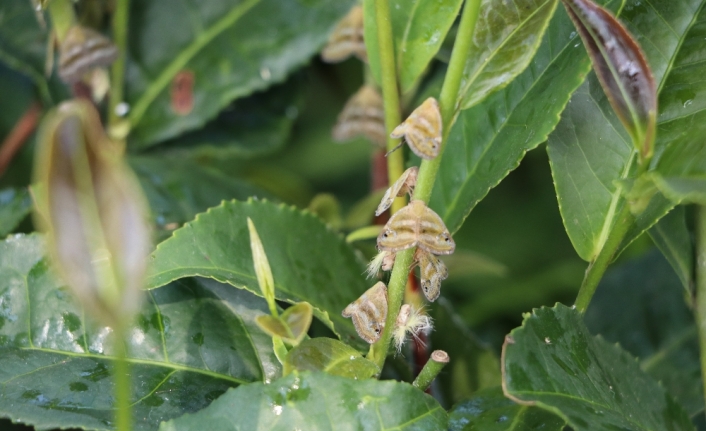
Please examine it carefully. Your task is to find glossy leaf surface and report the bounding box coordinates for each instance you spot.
[0,188,31,237]
[562,0,656,158]
[363,0,464,94]
[160,372,447,431]
[146,199,368,346]
[459,0,559,109]
[430,0,621,234]
[126,0,354,148]
[0,234,279,431]
[448,387,565,431]
[585,250,702,416]
[503,304,694,431]
[283,338,379,379]
[548,0,705,261]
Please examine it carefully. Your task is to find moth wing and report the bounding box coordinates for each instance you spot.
[377,203,419,252]
[416,204,455,255]
[401,98,442,160]
[332,85,386,146]
[321,6,366,63]
[59,25,118,83]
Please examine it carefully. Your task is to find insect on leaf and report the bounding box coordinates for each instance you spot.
[375,166,418,216]
[562,0,657,160]
[389,97,442,160]
[332,85,386,147]
[321,5,367,63]
[377,200,455,255]
[58,25,118,84]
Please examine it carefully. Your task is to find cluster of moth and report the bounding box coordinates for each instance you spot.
[321,6,456,353]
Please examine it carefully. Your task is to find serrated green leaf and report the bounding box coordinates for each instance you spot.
[130,155,274,241]
[283,338,379,379]
[448,387,565,431]
[431,298,501,406]
[458,0,559,109]
[0,234,280,431]
[363,0,464,94]
[145,199,369,348]
[429,0,622,234]
[126,0,353,148]
[648,207,694,295]
[547,0,705,261]
[0,188,31,237]
[585,249,702,416]
[159,372,447,431]
[503,304,694,431]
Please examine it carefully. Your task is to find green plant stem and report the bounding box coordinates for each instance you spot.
[113,326,131,431]
[373,0,404,214]
[573,203,634,313]
[47,0,76,43]
[109,0,130,130]
[369,0,482,370]
[413,350,449,391]
[573,161,650,314]
[696,205,706,414]
[413,0,482,203]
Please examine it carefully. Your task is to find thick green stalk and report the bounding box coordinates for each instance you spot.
[47,0,76,43]
[373,0,405,214]
[113,326,132,431]
[574,160,650,313]
[413,350,449,391]
[109,0,130,129]
[573,203,634,313]
[414,0,482,203]
[369,0,482,369]
[695,205,706,413]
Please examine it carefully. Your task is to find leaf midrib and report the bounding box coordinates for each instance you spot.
[127,0,262,127]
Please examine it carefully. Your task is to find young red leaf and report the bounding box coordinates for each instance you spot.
[562,0,657,161]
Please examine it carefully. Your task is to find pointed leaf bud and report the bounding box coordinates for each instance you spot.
[247,218,277,316]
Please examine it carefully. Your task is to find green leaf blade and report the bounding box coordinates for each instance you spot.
[430,0,621,234]
[448,387,565,431]
[126,0,354,148]
[145,199,369,346]
[459,0,559,109]
[502,304,694,431]
[159,372,447,431]
[284,338,379,379]
[0,234,280,430]
[364,0,464,94]
[548,0,706,261]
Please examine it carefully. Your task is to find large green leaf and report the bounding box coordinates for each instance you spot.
[502,304,694,431]
[547,0,705,261]
[648,207,694,295]
[126,0,353,149]
[458,0,559,109]
[0,234,279,431]
[585,249,702,416]
[429,0,621,234]
[363,0,464,94]
[145,199,368,346]
[431,298,501,406]
[448,387,565,431]
[159,371,447,431]
[130,156,273,240]
[0,188,31,237]
[283,338,379,379]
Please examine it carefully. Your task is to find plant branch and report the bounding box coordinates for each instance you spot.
[0,102,41,177]
[413,350,449,391]
[373,0,405,214]
[108,0,130,130]
[695,205,706,414]
[414,0,482,203]
[369,0,483,369]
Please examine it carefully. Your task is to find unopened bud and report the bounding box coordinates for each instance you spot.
[33,100,151,326]
[247,218,277,315]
